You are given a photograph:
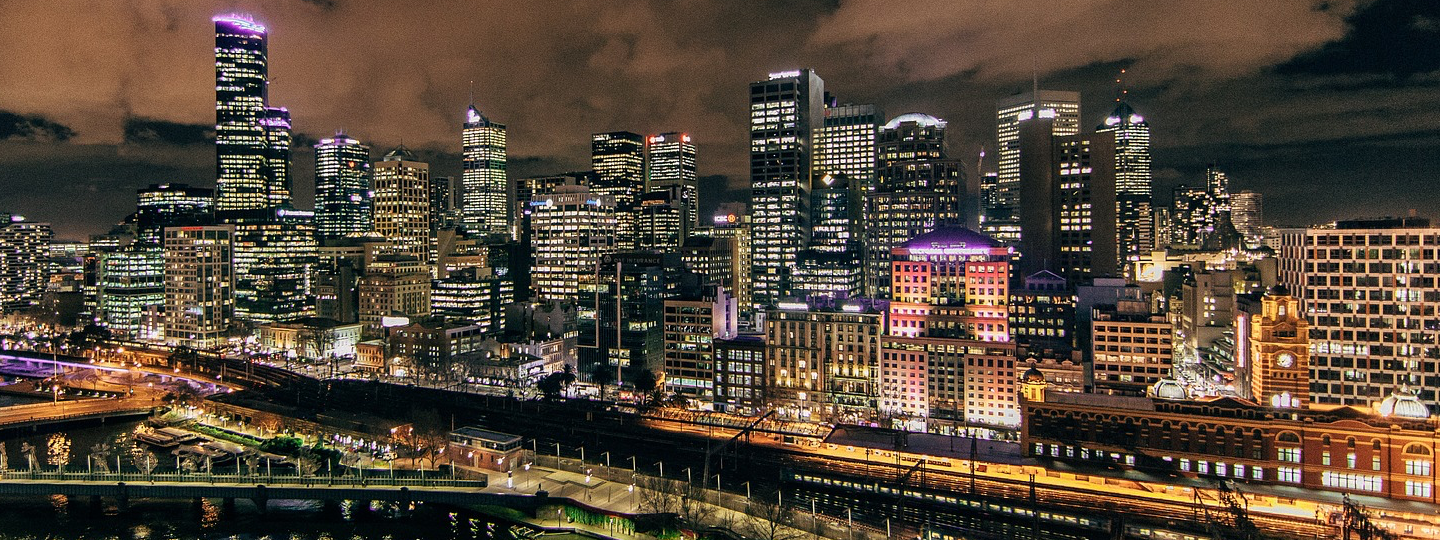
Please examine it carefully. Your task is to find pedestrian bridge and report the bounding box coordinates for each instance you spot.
[0,471,527,510]
[0,400,156,430]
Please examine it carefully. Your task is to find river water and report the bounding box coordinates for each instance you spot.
[0,419,539,540]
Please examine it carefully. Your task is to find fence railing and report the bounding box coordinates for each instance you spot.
[0,469,487,489]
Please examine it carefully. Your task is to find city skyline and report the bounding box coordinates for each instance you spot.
[0,1,1436,239]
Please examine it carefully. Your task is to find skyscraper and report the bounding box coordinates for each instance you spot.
[592,131,646,249]
[314,133,373,238]
[646,132,698,232]
[461,105,508,237]
[164,225,233,348]
[816,103,882,193]
[261,107,292,207]
[134,184,214,248]
[1096,102,1152,270]
[214,15,281,211]
[228,208,316,323]
[988,89,1080,242]
[749,69,823,310]
[373,146,433,265]
[1232,190,1264,247]
[529,184,617,304]
[0,214,51,312]
[863,113,968,298]
[1016,118,1118,281]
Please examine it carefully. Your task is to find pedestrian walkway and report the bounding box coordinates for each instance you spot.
[470,460,888,540]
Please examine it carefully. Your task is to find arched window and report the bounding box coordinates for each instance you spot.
[1322,435,1331,446]
[1372,439,1382,452]
[1346,437,1356,449]
[1403,443,1432,456]
[1277,431,1301,444]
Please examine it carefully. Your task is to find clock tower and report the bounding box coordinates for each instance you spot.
[1249,286,1309,408]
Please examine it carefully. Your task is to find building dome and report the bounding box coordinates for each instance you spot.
[1377,386,1430,419]
[1151,379,1187,400]
[1023,367,1046,384]
[882,112,947,130]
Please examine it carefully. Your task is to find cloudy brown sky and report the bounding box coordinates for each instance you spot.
[1,0,1438,239]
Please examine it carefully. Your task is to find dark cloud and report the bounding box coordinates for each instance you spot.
[1278,0,1440,77]
[0,0,1435,238]
[122,117,212,145]
[0,111,75,142]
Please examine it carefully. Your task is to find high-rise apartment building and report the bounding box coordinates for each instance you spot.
[1278,218,1440,407]
[1096,102,1152,270]
[97,248,165,339]
[373,146,433,265]
[988,89,1081,242]
[461,104,508,237]
[749,69,823,310]
[0,214,52,312]
[529,185,617,304]
[646,132,698,233]
[314,133,373,238]
[163,225,233,348]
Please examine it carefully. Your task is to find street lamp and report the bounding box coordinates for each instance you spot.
[682,467,692,484]
[627,455,636,471]
[654,461,664,478]
[601,451,611,468]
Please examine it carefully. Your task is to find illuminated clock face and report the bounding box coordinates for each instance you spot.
[1276,352,1296,368]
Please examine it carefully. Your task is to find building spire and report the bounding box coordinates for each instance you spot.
[469,80,475,106]
[1115,68,1128,103]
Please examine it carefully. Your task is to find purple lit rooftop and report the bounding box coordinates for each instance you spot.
[213,14,266,34]
[901,226,999,250]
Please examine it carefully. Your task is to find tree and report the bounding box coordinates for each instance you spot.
[410,407,450,469]
[743,499,805,540]
[633,370,661,406]
[559,364,577,398]
[637,476,722,529]
[536,372,566,401]
[589,363,616,401]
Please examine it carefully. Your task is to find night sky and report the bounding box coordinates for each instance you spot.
[2,0,1438,240]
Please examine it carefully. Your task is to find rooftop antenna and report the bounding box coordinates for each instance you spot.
[469,80,475,105]
[1115,68,1128,103]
